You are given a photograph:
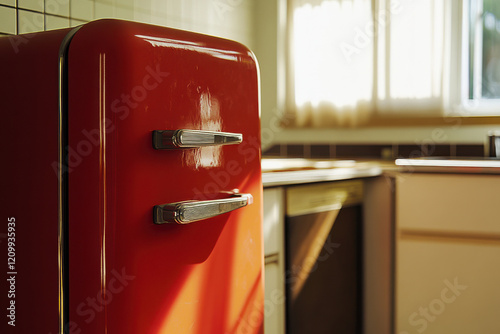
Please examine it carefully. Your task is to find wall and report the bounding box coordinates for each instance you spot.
[2,0,499,154]
[253,0,283,150]
[253,0,500,154]
[0,0,254,48]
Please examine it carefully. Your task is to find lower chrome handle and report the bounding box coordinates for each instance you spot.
[153,193,253,225]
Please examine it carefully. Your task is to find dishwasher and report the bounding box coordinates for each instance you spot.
[285,180,364,334]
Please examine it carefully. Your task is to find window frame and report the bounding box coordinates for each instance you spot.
[458,0,500,116]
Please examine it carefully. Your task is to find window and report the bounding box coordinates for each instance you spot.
[284,0,500,128]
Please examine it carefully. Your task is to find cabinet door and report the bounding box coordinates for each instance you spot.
[396,237,500,334]
[396,174,500,234]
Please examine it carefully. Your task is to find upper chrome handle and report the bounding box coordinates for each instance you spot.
[153,129,243,149]
[154,193,253,225]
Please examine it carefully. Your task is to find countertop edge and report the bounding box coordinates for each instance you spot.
[262,166,383,187]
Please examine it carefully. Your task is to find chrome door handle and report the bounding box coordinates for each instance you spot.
[153,129,243,149]
[153,193,253,225]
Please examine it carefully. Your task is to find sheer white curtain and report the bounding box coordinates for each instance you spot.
[285,0,453,127]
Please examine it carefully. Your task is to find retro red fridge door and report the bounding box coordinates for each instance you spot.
[1,28,74,334]
[64,20,263,333]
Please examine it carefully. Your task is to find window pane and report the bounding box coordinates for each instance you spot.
[389,0,447,101]
[293,0,373,108]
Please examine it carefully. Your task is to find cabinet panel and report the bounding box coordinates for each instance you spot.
[263,188,284,256]
[264,262,285,334]
[396,238,500,334]
[363,176,393,334]
[396,174,500,234]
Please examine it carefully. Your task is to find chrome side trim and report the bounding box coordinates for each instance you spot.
[58,25,83,334]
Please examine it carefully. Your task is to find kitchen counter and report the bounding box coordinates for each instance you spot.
[261,158,383,187]
[262,156,500,187]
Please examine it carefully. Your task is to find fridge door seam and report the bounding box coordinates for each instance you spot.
[57,25,83,334]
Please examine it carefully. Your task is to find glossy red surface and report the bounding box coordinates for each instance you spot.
[0,29,72,334]
[66,20,263,333]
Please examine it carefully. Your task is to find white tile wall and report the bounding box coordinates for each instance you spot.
[0,0,15,6]
[149,0,167,26]
[0,6,16,34]
[18,9,44,33]
[45,0,70,17]
[70,18,86,27]
[0,0,254,48]
[45,14,69,30]
[95,0,115,19]
[115,0,133,20]
[18,0,44,12]
[132,0,151,24]
[70,0,93,21]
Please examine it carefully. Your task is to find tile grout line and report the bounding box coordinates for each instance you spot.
[303,144,310,159]
[329,144,336,159]
[450,143,456,157]
[0,3,16,9]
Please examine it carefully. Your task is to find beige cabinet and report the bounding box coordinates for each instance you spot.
[263,187,286,334]
[396,173,500,334]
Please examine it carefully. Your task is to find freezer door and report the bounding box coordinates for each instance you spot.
[65,20,263,334]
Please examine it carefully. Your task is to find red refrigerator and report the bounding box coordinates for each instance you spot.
[1,19,263,334]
